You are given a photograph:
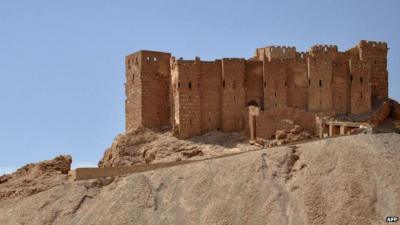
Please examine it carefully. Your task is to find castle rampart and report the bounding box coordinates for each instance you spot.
[125,40,389,139]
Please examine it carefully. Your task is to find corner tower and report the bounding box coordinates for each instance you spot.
[357,40,388,101]
[125,50,172,132]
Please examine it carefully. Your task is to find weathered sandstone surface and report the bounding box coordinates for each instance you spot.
[98,127,261,167]
[0,155,71,200]
[0,133,399,225]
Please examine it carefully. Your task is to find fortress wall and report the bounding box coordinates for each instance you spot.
[244,61,264,107]
[307,56,334,112]
[358,40,388,100]
[125,53,142,132]
[221,59,246,132]
[125,40,388,139]
[140,51,172,128]
[263,59,288,110]
[174,60,202,138]
[200,60,223,133]
[331,55,351,114]
[286,59,308,110]
[255,108,316,139]
[349,59,372,114]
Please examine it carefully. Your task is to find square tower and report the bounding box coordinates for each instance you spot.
[125,50,172,132]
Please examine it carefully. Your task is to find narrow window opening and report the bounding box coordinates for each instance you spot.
[319,80,322,87]
[308,79,311,86]
[188,82,192,89]
[360,77,363,83]
[274,92,277,97]
[284,80,287,87]
[350,75,353,82]
[223,80,226,87]
[208,118,211,124]
[178,82,180,88]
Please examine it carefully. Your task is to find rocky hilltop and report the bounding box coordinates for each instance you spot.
[98,127,262,167]
[0,133,399,225]
[0,155,71,200]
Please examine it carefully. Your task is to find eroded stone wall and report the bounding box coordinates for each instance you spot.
[358,40,388,100]
[263,59,288,110]
[287,55,308,110]
[349,59,372,114]
[245,61,264,108]
[200,61,223,133]
[172,59,202,138]
[255,108,316,139]
[125,53,142,132]
[221,59,246,132]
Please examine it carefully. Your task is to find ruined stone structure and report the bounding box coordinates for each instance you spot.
[125,40,389,139]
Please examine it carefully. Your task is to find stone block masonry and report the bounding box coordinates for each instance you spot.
[125,40,389,139]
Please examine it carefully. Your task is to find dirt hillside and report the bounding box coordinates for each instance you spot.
[0,133,399,225]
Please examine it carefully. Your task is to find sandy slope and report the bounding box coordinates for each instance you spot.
[0,133,399,225]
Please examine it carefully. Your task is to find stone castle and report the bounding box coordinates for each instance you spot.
[124,40,388,139]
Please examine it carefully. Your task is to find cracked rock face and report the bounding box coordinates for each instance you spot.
[1,133,399,225]
[98,127,260,167]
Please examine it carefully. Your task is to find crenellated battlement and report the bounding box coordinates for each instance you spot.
[222,58,246,62]
[358,40,388,49]
[254,46,296,61]
[294,52,309,62]
[264,46,296,53]
[310,45,338,54]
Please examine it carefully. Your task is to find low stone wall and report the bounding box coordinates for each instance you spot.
[254,108,316,139]
[70,161,192,181]
[71,150,249,181]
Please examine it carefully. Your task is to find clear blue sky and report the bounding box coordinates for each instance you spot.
[1,0,399,174]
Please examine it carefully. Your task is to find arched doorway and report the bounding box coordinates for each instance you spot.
[247,100,259,107]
